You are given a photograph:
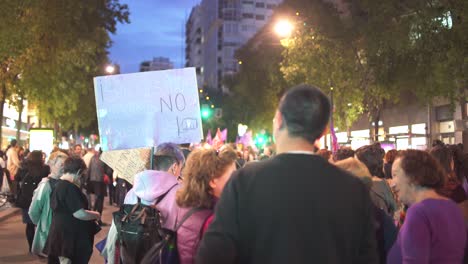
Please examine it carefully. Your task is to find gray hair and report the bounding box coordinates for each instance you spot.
[153,143,185,171]
[47,151,69,179]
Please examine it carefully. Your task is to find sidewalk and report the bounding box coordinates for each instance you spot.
[0,203,21,222]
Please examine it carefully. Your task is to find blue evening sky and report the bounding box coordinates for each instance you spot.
[109,0,200,73]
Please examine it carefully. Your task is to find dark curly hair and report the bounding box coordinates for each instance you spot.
[355,144,385,178]
[333,147,355,162]
[397,149,446,190]
[429,145,453,176]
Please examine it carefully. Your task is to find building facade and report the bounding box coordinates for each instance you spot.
[185,5,204,87]
[139,57,174,72]
[1,100,32,149]
[319,97,468,151]
[186,0,282,93]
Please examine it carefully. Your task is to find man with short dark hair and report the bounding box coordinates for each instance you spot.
[196,84,378,264]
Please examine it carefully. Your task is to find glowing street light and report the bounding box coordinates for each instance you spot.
[274,19,294,38]
[105,65,115,74]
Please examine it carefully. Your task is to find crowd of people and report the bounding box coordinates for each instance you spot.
[1,84,467,263]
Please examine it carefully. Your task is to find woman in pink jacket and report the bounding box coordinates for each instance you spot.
[175,146,237,264]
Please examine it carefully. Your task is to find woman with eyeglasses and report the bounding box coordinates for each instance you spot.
[43,157,101,264]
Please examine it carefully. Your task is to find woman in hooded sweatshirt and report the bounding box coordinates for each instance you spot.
[175,146,237,264]
[102,142,185,264]
[28,150,68,258]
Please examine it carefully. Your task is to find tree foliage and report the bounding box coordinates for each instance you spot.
[277,0,468,138]
[0,0,129,136]
[221,25,287,140]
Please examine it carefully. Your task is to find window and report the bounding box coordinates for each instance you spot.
[266,3,276,9]
[223,42,239,47]
[389,126,408,135]
[435,105,453,121]
[218,57,222,63]
[255,14,265,20]
[242,13,254,19]
[255,2,265,8]
[242,0,253,4]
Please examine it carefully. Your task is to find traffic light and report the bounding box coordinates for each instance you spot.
[201,105,212,120]
[254,130,272,148]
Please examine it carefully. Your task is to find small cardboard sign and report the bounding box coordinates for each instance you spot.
[100,148,151,184]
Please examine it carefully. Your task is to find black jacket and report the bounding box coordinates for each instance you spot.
[196,153,378,264]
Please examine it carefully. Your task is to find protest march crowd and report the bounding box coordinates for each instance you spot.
[1,84,467,263]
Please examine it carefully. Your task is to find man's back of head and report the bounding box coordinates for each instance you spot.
[274,84,331,150]
[153,143,185,172]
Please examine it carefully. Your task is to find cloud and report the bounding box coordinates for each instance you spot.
[109,0,201,72]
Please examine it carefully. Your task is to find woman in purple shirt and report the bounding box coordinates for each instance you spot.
[388,150,467,264]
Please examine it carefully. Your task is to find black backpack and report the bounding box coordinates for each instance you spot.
[16,172,41,209]
[140,207,203,264]
[113,185,176,264]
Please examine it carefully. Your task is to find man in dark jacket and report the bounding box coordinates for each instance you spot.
[196,84,378,264]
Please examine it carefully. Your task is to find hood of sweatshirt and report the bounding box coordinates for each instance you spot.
[132,170,178,204]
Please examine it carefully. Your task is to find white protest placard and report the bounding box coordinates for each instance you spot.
[93,68,203,151]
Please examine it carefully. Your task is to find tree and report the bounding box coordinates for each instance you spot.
[20,0,129,131]
[0,1,33,146]
[222,15,288,141]
[280,0,439,140]
[0,0,129,144]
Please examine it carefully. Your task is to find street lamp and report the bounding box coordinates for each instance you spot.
[105,65,115,74]
[274,19,294,38]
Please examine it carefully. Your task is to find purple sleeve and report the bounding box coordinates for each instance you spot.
[400,206,430,264]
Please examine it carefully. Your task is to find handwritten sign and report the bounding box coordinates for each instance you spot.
[100,148,151,184]
[93,68,203,151]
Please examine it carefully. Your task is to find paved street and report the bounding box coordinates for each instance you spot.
[0,200,116,264]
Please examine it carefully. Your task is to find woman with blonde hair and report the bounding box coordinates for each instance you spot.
[175,146,237,264]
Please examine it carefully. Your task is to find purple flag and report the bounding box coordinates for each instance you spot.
[221,128,228,142]
[330,122,339,153]
[240,130,252,146]
[206,129,213,145]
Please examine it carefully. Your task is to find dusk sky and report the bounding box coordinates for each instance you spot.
[109,0,200,73]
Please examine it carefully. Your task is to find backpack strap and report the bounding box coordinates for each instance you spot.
[154,183,178,205]
[174,207,203,231]
[122,202,142,222]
